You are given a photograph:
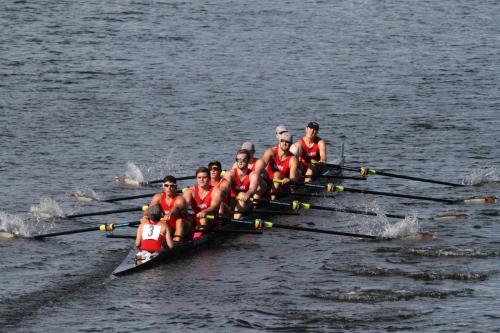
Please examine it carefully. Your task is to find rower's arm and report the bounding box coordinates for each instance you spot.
[181,187,194,206]
[135,225,143,250]
[171,196,187,217]
[253,159,265,176]
[289,156,299,182]
[260,148,273,166]
[206,187,222,215]
[319,139,327,163]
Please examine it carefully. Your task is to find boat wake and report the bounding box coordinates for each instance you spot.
[405,247,500,258]
[306,287,473,303]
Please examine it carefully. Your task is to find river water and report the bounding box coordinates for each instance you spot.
[1,0,499,331]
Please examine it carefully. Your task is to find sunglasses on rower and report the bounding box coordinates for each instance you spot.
[163,183,176,188]
[209,166,221,171]
[280,139,291,144]
[235,157,248,162]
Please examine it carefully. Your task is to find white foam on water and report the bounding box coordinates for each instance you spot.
[29,197,65,219]
[345,200,420,238]
[124,162,145,182]
[71,187,100,201]
[462,167,499,185]
[0,211,48,237]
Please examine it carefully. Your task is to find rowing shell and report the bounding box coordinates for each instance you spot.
[112,145,346,276]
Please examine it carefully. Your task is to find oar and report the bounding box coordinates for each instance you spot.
[70,189,185,203]
[209,215,377,239]
[116,175,196,187]
[304,175,367,181]
[317,162,465,187]
[279,180,497,205]
[258,198,468,221]
[34,221,140,240]
[65,206,145,219]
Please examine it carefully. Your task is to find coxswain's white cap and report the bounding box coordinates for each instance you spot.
[241,141,255,152]
[276,124,288,134]
[280,132,293,143]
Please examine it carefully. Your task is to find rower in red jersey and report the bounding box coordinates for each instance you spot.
[223,149,259,219]
[208,160,231,216]
[294,121,327,183]
[183,167,222,229]
[148,175,191,242]
[135,204,173,260]
[231,142,267,201]
[261,132,299,200]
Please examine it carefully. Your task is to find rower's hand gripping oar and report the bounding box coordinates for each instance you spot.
[315,161,465,187]
[33,220,141,240]
[207,215,377,239]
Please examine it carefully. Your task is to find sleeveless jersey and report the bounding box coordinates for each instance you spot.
[190,185,213,214]
[160,193,181,230]
[230,168,251,198]
[140,219,164,252]
[266,146,293,180]
[211,178,229,204]
[299,137,321,171]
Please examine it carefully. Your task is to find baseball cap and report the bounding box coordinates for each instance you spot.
[241,141,255,152]
[275,124,288,134]
[307,122,319,131]
[208,160,222,169]
[280,132,293,143]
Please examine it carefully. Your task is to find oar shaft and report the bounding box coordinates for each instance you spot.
[324,163,464,187]
[217,216,377,239]
[145,175,196,185]
[309,204,406,219]
[270,222,377,239]
[366,170,464,187]
[337,187,456,203]
[103,193,155,203]
[34,226,101,239]
[34,221,140,239]
[66,206,142,219]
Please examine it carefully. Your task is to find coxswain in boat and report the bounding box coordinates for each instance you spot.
[135,204,173,261]
[261,132,300,200]
[208,160,231,216]
[148,175,191,242]
[223,149,260,219]
[183,167,222,230]
[294,121,327,183]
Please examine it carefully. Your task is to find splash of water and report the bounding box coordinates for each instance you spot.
[124,162,145,182]
[462,167,499,185]
[0,211,49,237]
[348,200,421,238]
[29,197,64,219]
[71,187,100,201]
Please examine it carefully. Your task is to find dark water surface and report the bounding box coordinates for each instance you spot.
[1,0,499,332]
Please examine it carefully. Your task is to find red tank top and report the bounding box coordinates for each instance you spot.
[300,137,321,171]
[266,146,293,180]
[190,185,213,214]
[160,193,180,230]
[230,168,251,198]
[140,219,164,252]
